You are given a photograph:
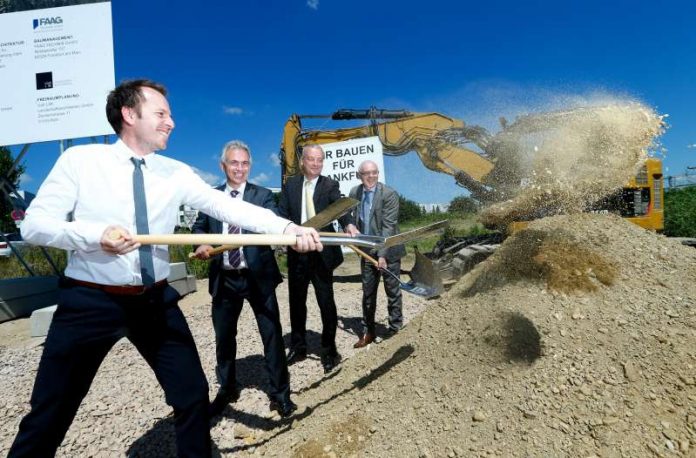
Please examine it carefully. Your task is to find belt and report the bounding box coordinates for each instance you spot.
[222,268,249,275]
[65,277,168,296]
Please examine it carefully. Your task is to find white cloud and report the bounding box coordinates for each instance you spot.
[19,172,32,186]
[223,106,244,115]
[307,0,319,10]
[191,166,223,186]
[249,172,271,185]
[269,152,281,167]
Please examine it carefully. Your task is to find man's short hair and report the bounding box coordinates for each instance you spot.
[220,140,253,165]
[301,143,325,157]
[106,79,167,134]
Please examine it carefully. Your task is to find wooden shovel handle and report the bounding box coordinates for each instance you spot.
[348,244,379,267]
[109,230,297,246]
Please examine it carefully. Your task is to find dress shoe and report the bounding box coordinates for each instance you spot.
[383,326,400,339]
[286,348,307,365]
[353,333,375,348]
[208,388,240,417]
[269,398,298,418]
[320,352,341,374]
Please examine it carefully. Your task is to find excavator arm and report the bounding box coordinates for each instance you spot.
[280,108,502,200]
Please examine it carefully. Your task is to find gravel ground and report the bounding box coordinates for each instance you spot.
[2,214,695,457]
[0,254,429,457]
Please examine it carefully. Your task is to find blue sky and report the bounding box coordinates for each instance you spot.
[9,0,696,203]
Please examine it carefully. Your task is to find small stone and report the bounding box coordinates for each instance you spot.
[679,440,690,452]
[234,425,253,439]
[622,362,639,382]
[323,444,332,453]
[369,426,378,434]
[472,411,487,422]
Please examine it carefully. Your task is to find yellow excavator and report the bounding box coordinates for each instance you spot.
[280,107,664,232]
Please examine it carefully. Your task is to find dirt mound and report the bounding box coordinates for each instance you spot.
[253,214,696,457]
[481,103,665,227]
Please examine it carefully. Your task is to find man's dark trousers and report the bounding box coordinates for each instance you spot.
[287,251,338,354]
[213,269,289,402]
[8,283,210,458]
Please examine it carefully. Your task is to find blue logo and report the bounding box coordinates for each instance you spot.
[33,17,63,29]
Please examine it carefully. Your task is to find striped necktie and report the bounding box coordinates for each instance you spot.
[227,190,241,268]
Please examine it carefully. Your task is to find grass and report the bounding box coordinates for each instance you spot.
[0,247,67,278]
[399,211,490,253]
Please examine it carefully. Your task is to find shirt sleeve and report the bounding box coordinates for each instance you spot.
[21,152,107,252]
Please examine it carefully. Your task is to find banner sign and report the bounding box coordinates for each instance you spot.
[320,136,386,197]
[0,1,115,146]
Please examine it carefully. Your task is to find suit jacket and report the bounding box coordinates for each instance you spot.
[192,183,283,296]
[349,182,406,261]
[278,175,352,271]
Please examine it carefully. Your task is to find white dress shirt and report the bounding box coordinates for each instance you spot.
[222,182,248,270]
[301,177,317,224]
[21,140,290,285]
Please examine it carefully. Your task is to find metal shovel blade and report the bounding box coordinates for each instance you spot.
[348,244,443,299]
[407,248,445,298]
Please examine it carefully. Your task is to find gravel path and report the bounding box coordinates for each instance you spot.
[0,255,428,457]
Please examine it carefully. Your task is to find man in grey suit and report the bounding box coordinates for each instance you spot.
[192,141,296,418]
[349,160,406,348]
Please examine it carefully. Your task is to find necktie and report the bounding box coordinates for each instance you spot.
[361,189,373,235]
[227,190,242,268]
[304,180,316,220]
[131,158,155,286]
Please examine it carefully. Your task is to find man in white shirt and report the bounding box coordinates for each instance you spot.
[8,79,321,458]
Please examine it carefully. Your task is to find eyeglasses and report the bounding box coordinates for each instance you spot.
[360,171,379,176]
[225,160,250,168]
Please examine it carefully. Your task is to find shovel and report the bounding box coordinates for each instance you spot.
[192,197,361,258]
[348,245,443,299]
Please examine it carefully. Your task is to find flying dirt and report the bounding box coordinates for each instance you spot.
[480,102,665,227]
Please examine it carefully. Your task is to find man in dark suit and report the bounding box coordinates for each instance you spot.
[278,144,357,373]
[349,160,406,348]
[192,141,296,418]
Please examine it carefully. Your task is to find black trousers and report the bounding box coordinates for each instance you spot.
[212,269,290,403]
[287,252,338,354]
[360,256,403,334]
[8,284,211,458]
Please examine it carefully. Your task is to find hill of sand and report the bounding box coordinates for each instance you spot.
[253,214,695,457]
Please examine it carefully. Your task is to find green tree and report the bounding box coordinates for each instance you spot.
[664,186,696,237]
[398,194,423,223]
[0,147,26,233]
[448,195,479,214]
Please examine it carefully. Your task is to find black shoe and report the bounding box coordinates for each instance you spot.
[269,398,298,418]
[320,352,341,374]
[208,388,240,417]
[286,348,307,365]
[384,327,400,338]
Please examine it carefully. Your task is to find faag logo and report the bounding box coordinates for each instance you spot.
[33,17,63,29]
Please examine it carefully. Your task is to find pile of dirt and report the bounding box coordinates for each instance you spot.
[481,103,665,227]
[254,214,695,457]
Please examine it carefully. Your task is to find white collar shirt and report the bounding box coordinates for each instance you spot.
[222,182,248,269]
[21,140,290,285]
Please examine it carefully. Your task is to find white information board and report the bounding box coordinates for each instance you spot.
[320,136,386,197]
[0,1,115,146]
